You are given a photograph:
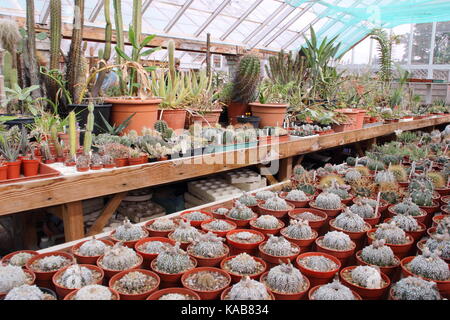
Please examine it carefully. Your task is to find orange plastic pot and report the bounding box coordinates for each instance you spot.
[128,157,146,166]
[224,211,258,228]
[384,218,426,242]
[281,228,318,252]
[159,109,187,130]
[260,272,310,300]
[26,251,75,282]
[227,101,249,125]
[6,160,21,179]
[315,236,356,267]
[308,284,362,300]
[258,241,300,265]
[364,212,382,228]
[387,206,427,224]
[249,219,285,240]
[114,158,129,167]
[296,252,341,288]
[106,98,162,134]
[340,266,391,300]
[109,269,160,300]
[1,250,38,267]
[168,231,205,251]
[288,208,328,232]
[187,244,229,268]
[220,255,267,284]
[22,159,40,177]
[279,192,312,208]
[150,257,197,286]
[180,210,214,228]
[220,285,275,300]
[144,218,178,237]
[226,229,265,253]
[367,229,414,259]
[109,228,149,248]
[0,165,6,181]
[189,110,222,126]
[329,219,371,250]
[181,267,231,300]
[52,264,104,299]
[249,102,288,128]
[135,237,176,267]
[201,219,237,237]
[147,287,201,300]
[355,250,400,280]
[97,253,143,279]
[71,239,114,265]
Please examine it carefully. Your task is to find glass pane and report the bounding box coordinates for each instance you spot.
[434,21,450,65]
[411,23,432,65]
[391,24,410,64]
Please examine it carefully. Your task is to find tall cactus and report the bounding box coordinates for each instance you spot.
[168,40,176,83]
[132,0,142,53]
[24,0,42,99]
[47,0,62,102]
[83,103,94,156]
[113,0,125,95]
[68,111,77,158]
[51,125,64,158]
[231,55,261,104]
[265,50,307,85]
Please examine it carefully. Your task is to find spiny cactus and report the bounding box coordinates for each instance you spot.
[436,216,450,235]
[236,193,257,207]
[150,218,176,231]
[203,219,234,231]
[408,248,450,281]
[282,219,313,239]
[226,277,271,300]
[73,285,113,300]
[225,253,263,275]
[424,233,450,260]
[231,55,261,104]
[391,198,422,216]
[389,165,408,182]
[350,266,383,289]
[189,232,226,258]
[391,276,442,300]
[410,188,434,207]
[408,175,434,193]
[427,172,446,188]
[113,218,146,241]
[7,252,35,267]
[296,183,316,196]
[264,263,306,294]
[4,285,53,300]
[31,255,71,272]
[159,293,196,300]
[56,265,95,289]
[253,215,280,229]
[391,214,420,232]
[321,231,353,251]
[138,240,172,254]
[212,207,229,216]
[184,270,229,291]
[345,169,362,182]
[350,200,376,219]
[333,209,368,232]
[78,237,109,257]
[154,120,173,140]
[262,235,299,257]
[285,190,308,201]
[171,220,201,242]
[255,190,276,201]
[297,255,338,272]
[314,192,342,210]
[0,265,30,293]
[367,159,385,171]
[312,279,356,300]
[112,271,157,295]
[360,240,397,267]
[374,222,409,245]
[227,201,255,220]
[375,171,396,184]
[293,211,322,221]
[100,242,140,271]
[155,243,194,274]
[183,211,210,222]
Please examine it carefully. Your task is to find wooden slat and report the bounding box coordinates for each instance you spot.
[62,201,85,242]
[278,157,293,181]
[87,192,127,236]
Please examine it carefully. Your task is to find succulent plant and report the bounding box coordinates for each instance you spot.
[292,211,322,222]
[56,265,96,289]
[100,242,140,271]
[155,243,194,274]
[367,159,385,171]
[212,207,229,216]
[112,271,157,295]
[227,201,255,220]
[7,252,35,267]
[282,219,313,239]
[226,277,271,300]
[388,165,408,182]
[253,215,280,229]
[4,285,53,300]
[225,253,263,275]
[344,169,362,182]
[410,188,434,207]
[159,293,196,300]
[184,270,229,291]
[349,200,376,219]
[375,171,396,184]
[408,248,450,281]
[314,192,342,210]
[262,235,299,257]
[373,222,409,245]
[79,237,108,256]
[296,183,316,196]
[237,193,258,206]
[424,233,450,260]
[150,218,176,231]
[360,240,397,267]
[332,208,368,232]
[31,255,71,272]
[408,175,434,193]
[298,255,338,272]
[391,276,441,300]
[321,231,353,251]
[204,219,234,232]
[312,279,356,300]
[138,241,172,254]
[264,263,306,294]
[189,232,226,258]
[285,189,308,201]
[113,218,146,241]
[261,196,290,211]
[346,157,357,166]
[428,172,446,188]
[255,190,276,201]
[391,214,420,232]
[350,266,383,289]
[170,220,201,242]
[0,265,29,293]
[183,211,209,221]
[391,198,422,216]
[436,216,450,234]
[73,285,113,300]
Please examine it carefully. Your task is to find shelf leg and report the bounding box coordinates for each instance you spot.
[62,201,85,242]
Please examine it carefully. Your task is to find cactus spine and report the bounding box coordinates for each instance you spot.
[69,111,77,158]
[83,103,94,156]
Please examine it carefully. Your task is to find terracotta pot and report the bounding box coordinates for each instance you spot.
[225,229,265,255]
[224,211,258,228]
[189,110,222,126]
[220,255,267,284]
[147,287,201,300]
[315,236,356,267]
[64,287,120,300]
[355,250,400,280]
[150,257,197,286]
[419,200,440,217]
[329,219,371,250]
[181,267,231,300]
[76,166,89,173]
[97,253,143,279]
[135,237,176,267]
[364,212,382,228]
[52,264,104,299]
[340,266,390,300]
[427,227,437,238]
[227,101,249,125]
[400,256,450,298]
[71,239,114,265]
[296,252,341,288]
[249,102,288,128]
[180,210,214,228]
[114,158,129,167]
[159,109,187,130]
[103,163,115,169]
[109,269,160,300]
[22,159,40,177]
[109,228,149,248]
[249,219,285,240]
[257,202,295,219]
[26,251,75,282]
[441,196,450,205]
[308,284,362,300]
[367,229,414,259]
[433,214,448,228]
[281,229,318,252]
[144,219,178,238]
[258,241,300,266]
[6,160,21,179]
[387,206,428,224]
[0,165,7,181]
[435,187,450,197]
[187,244,229,268]
[106,98,162,134]
[279,192,312,208]
[220,286,275,300]
[260,272,310,300]
[90,164,103,170]
[0,268,35,299]
[44,159,55,164]
[288,208,328,232]
[201,219,237,237]
[1,250,39,267]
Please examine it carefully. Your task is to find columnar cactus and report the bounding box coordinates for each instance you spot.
[350,200,376,219]
[83,102,95,156]
[333,209,368,232]
[391,276,442,300]
[253,215,280,229]
[0,265,29,293]
[100,242,140,271]
[113,218,146,241]
[170,220,201,242]
[262,235,299,256]
[56,265,95,289]
[312,279,356,300]
[321,231,353,250]
[264,263,306,294]
[74,285,113,300]
[231,55,261,104]
[315,192,342,210]
[282,219,313,239]
[391,198,422,216]
[350,266,383,289]
[408,248,450,281]
[68,111,77,159]
[189,232,226,258]
[374,222,409,244]
[227,277,271,300]
[155,243,194,274]
[391,215,420,232]
[227,201,255,220]
[360,240,397,267]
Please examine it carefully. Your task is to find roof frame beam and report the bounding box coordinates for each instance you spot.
[88,0,104,23]
[220,0,264,41]
[164,0,194,33]
[39,0,50,24]
[194,0,231,38]
[142,0,155,14]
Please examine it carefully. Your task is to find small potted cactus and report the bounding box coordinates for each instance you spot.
[180,210,214,228]
[355,240,400,279]
[350,198,381,227]
[258,235,300,266]
[4,284,56,300]
[90,153,103,170]
[315,231,356,267]
[389,276,442,300]
[309,192,344,225]
[109,269,160,300]
[367,222,414,259]
[181,267,231,300]
[1,250,38,268]
[385,215,426,242]
[52,264,104,298]
[224,201,258,227]
[237,193,259,212]
[411,187,440,216]
[147,287,201,300]
[64,284,120,300]
[71,237,114,264]
[419,233,450,263]
[144,217,178,237]
[254,190,276,202]
[324,183,354,205]
[97,242,143,279]
[150,243,197,286]
[344,169,363,183]
[187,232,229,267]
[260,262,310,300]
[26,251,75,283]
[168,220,203,250]
[0,265,36,299]
[288,208,328,232]
[101,154,115,169]
[280,219,318,252]
[340,265,391,300]
[208,206,231,220]
[134,237,176,266]
[220,276,274,300]
[249,215,285,239]
[329,208,371,249]
[387,198,427,223]
[309,278,362,300]
[296,252,341,288]
[279,189,311,208]
[226,229,265,255]
[257,195,294,218]
[220,253,267,283]
[109,218,149,248]
[201,219,237,237]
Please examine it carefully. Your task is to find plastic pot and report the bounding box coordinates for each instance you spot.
[315,236,356,267]
[135,237,176,267]
[225,229,265,255]
[296,252,341,288]
[147,287,201,300]
[384,218,426,242]
[220,286,275,300]
[68,103,112,135]
[257,202,295,219]
[220,255,267,284]
[187,244,229,268]
[339,266,391,300]
[329,219,371,250]
[128,157,146,166]
[181,267,231,300]
[180,210,214,228]
[387,206,428,224]
[236,115,260,128]
[355,250,400,280]
[97,253,143,279]
[6,160,21,179]
[227,101,249,125]
[22,159,40,177]
[114,158,129,168]
[150,257,197,287]
[367,229,414,259]
[0,165,7,181]
[280,229,318,252]
[1,250,39,267]
[25,251,76,282]
[109,228,149,248]
[0,268,35,299]
[167,230,205,251]
[159,109,187,130]
[52,264,104,299]
[109,269,160,300]
[71,239,114,265]
[224,211,258,228]
[258,241,300,266]
[249,219,285,240]
[260,272,310,300]
[288,208,328,232]
[201,219,237,237]
[279,192,311,208]
[144,219,178,237]
[308,284,362,300]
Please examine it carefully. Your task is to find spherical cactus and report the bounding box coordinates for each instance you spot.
[33,255,71,272]
[322,231,353,250]
[155,243,194,274]
[345,169,362,182]
[73,285,113,300]
[391,198,422,216]
[139,240,172,254]
[436,216,450,235]
[298,255,338,272]
[262,235,299,256]
[391,214,419,232]
[312,279,356,300]
[325,184,350,200]
[360,240,397,267]
[391,276,442,300]
[56,265,95,289]
[227,201,255,220]
[4,285,50,300]
[283,219,313,239]
[424,233,450,259]
[253,215,280,229]
[189,232,226,258]
[171,220,201,242]
[350,200,375,219]
[285,190,308,201]
[410,188,434,207]
[183,211,209,221]
[315,192,342,210]
[226,253,263,275]
[7,252,34,267]
[79,237,108,256]
[237,193,258,206]
[264,262,306,294]
[374,222,409,244]
[408,248,450,281]
[350,266,383,289]
[100,242,140,271]
[255,190,276,201]
[333,208,368,232]
[113,218,146,241]
[151,218,176,231]
[227,277,271,300]
[0,265,29,293]
[375,171,396,184]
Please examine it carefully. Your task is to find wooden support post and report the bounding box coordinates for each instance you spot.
[87,192,127,236]
[62,201,85,242]
[257,164,279,186]
[366,137,377,149]
[278,157,293,181]
[296,155,305,166]
[23,212,38,249]
[354,142,365,157]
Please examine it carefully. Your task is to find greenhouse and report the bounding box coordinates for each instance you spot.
[0,0,448,303]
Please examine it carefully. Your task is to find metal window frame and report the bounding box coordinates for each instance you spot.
[220,0,264,41]
[194,0,232,38]
[164,0,194,33]
[39,0,50,24]
[88,0,104,23]
[142,0,156,14]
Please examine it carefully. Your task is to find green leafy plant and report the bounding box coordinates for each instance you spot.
[2,84,40,115]
[95,112,136,135]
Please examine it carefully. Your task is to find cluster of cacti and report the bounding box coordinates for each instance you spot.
[226,277,271,300]
[227,201,255,220]
[261,196,290,211]
[436,216,450,234]
[0,265,30,293]
[282,219,313,239]
[262,235,299,256]
[298,255,338,272]
[344,169,362,182]
[360,240,397,267]
[349,200,376,218]
[350,266,383,289]
[4,285,53,300]
[225,253,263,275]
[312,279,356,300]
[392,198,422,216]
[374,222,409,244]
[408,176,434,193]
[255,190,276,201]
[212,207,229,216]
[424,233,450,259]
[408,248,450,281]
[113,218,146,241]
[253,215,280,229]
[237,193,258,207]
[314,192,342,209]
[7,252,34,267]
[321,231,353,251]
[112,271,157,295]
[154,120,174,140]
[231,55,261,104]
[388,165,408,182]
[56,265,95,289]
[150,218,176,231]
[138,241,172,254]
[73,285,113,300]
[189,232,226,258]
[391,214,420,232]
[391,276,441,300]
[31,255,71,272]
[264,263,306,294]
[375,171,396,184]
[367,159,385,171]
[333,209,368,232]
[296,183,316,196]
[100,243,140,271]
[410,188,434,207]
[170,220,201,242]
[155,243,194,274]
[284,190,308,201]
